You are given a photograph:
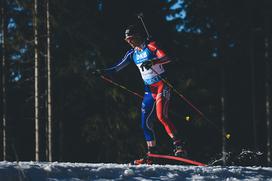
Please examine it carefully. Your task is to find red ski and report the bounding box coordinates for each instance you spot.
[147,153,207,166]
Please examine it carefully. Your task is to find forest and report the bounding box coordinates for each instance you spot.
[0,0,271,166]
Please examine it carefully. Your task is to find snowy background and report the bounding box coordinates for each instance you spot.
[0,161,272,181]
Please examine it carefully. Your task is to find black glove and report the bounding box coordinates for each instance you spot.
[140,61,153,71]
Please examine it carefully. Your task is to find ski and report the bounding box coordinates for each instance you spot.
[147,153,207,166]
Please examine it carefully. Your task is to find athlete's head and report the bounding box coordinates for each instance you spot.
[124,25,144,48]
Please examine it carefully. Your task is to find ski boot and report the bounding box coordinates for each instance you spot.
[133,146,156,165]
[173,140,188,157]
[133,155,153,165]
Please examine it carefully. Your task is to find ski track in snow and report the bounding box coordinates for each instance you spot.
[0,161,271,181]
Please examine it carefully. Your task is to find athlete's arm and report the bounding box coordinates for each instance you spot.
[147,41,171,65]
[104,49,134,73]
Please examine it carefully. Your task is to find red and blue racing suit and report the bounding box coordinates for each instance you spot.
[106,41,178,142]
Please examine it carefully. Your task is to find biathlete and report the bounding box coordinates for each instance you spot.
[95,25,186,164]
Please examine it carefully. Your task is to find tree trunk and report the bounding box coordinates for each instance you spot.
[1,0,7,161]
[33,0,40,161]
[46,0,53,162]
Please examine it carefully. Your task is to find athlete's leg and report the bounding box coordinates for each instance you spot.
[154,81,187,156]
[154,81,177,138]
[133,90,157,165]
[141,91,156,148]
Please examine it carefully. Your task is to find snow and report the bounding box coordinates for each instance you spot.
[0,161,271,181]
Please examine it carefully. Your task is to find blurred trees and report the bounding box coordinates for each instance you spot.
[1,0,36,160]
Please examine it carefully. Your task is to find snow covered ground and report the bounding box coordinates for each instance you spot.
[0,161,272,181]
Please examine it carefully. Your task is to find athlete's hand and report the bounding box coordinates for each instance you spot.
[140,60,153,71]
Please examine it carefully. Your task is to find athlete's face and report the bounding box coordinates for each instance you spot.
[125,36,143,48]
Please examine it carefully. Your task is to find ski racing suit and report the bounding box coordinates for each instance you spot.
[105,41,178,142]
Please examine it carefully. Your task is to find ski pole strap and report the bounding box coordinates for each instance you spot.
[100,75,143,99]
